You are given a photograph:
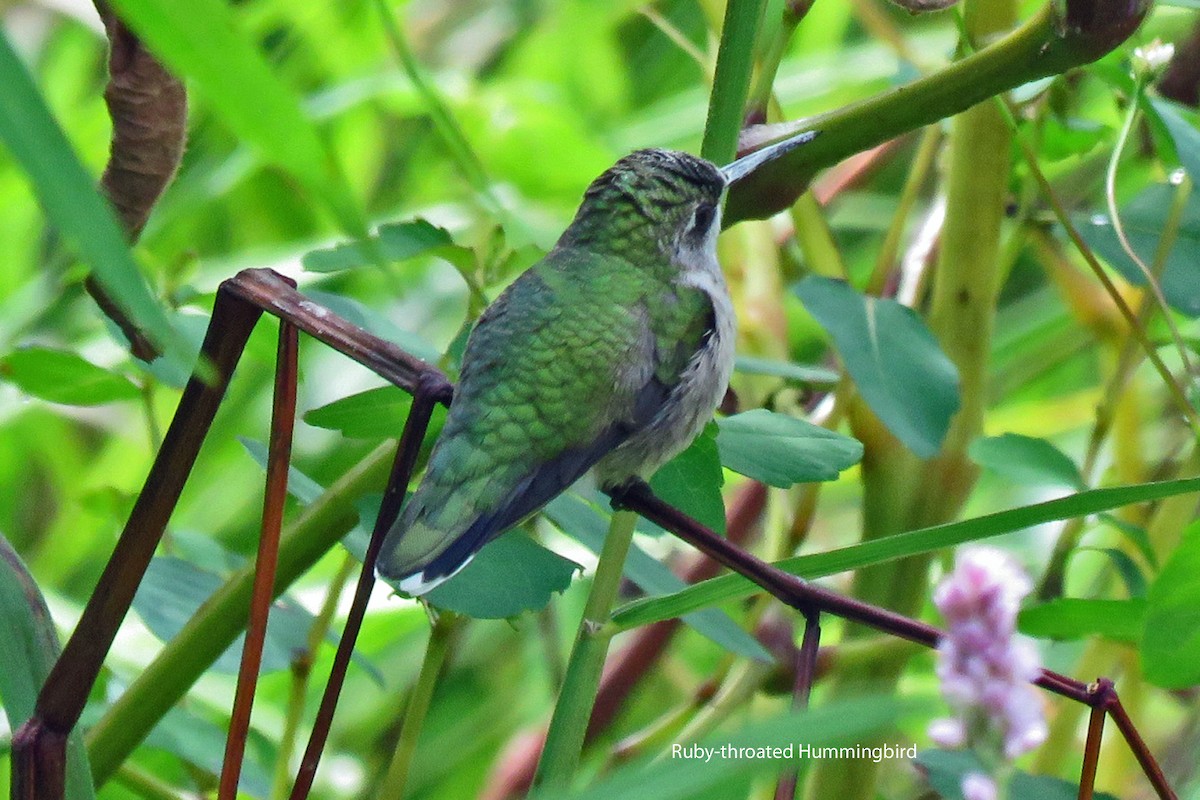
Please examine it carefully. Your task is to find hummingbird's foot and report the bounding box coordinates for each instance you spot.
[605,476,652,511]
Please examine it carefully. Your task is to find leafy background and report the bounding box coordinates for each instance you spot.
[1,1,1199,799]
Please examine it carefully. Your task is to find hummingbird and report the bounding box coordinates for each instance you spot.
[377,131,817,595]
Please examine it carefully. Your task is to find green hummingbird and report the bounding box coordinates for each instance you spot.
[377,132,817,595]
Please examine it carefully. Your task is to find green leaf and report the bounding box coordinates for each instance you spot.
[348,494,578,619]
[716,409,863,488]
[0,347,140,406]
[916,749,1118,800]
[105,0,364,235]
[542,696,926,800]
[132,556,319,674]
[1019,598,1145,643]
[1149,99,1200,183]
[1039,115,1107,161]
[649,426,726,535]
[1141,522,1200,688]
[420,533,580,619]
[1098,513,1157,569]
[795,276,960,457]
[1077,546,1147,598]
[733,355,839,385]
[969,433,1084,490]
[611,476,1200,630]
[544,494,771,662]
[1075,183,1200,317]
[145,707,272,797]
[303,219,469,273]
[303,386,416,440]
[303,290,442,363]
[0,32,189,374]
[0,535,96,800]
[238,437,325,505]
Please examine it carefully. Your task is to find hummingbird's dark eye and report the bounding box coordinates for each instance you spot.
[690,202,716,238]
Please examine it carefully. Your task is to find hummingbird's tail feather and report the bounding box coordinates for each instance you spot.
[377,430,629,596]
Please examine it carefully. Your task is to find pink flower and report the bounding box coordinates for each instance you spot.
[962,772,998,800]
[929,547,1047,762]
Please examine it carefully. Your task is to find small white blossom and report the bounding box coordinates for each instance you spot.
[1132,40,1175,80]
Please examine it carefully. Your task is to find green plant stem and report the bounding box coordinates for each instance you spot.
[533,509,638,792]
[746,0,810,121]
[370,0,490,195]
[997,97,1200,432]
[86,441,397,786]
[725,2,1147,224]
[865,125,940,295]
[377,611,463,800]
[805,1,1016,797]
[790,191,847,279]
[1104,75,1195,378]
[115,763,195,800]
[701,0,768,164]
[268,551,358,800]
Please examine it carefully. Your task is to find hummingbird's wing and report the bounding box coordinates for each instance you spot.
[378,248,715,594]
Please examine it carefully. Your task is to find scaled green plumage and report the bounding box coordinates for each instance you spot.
[377,148,732,595]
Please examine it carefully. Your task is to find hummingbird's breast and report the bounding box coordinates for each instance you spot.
[594,252,735,487]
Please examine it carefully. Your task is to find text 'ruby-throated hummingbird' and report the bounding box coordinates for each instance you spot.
[377,130,818,595]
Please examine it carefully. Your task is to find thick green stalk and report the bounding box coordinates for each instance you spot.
[725,0,1148,224]
[804,1,1016,797]
[533,510,638,792]
[701,0,768,164]
[86,442,396,785]
[377,611,463,800]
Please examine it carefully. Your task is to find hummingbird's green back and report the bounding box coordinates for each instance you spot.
[378,149,732,594]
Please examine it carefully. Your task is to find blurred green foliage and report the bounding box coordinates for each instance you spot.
[1,1,1199,799]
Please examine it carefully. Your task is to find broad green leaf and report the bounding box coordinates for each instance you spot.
[106,0,364,235]
[734,355,839,384]
[1075,183,1200,317]
[1019,598,1145,643]
[132,556,321,674]
[716,409,863,488]
[795,276,960,457]
[1141,522,1200,688]
[421,533,580,619]
[916,750,1118,800]
[303,219,475,274]
[304,386,421,440]
[969,433,1083,490]
[612,476,1200,630]
[649,426,726,535]
[544,494,771,662]
[0,535,96,800]
[0,32,189,373]
[348,495,579,619]
[1150,98,1200,183]
[542,696,926,800]
[0,347,140,406]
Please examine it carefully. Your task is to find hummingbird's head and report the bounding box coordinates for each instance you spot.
[559,149,727,265]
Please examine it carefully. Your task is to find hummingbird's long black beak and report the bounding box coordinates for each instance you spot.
[720,129,819,185]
